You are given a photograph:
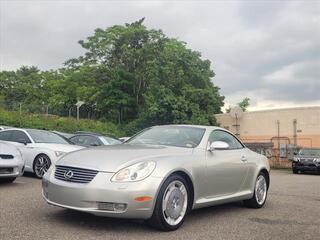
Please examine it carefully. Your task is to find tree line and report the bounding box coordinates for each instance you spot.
[0,18,225,134]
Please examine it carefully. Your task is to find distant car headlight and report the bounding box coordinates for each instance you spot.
[314,158,320,163]
[54,151,66,157]
[293,157,300,162]
[111,161,156,182]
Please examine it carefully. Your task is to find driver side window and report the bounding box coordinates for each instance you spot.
[208,130,243,150]
[11,130,32,144]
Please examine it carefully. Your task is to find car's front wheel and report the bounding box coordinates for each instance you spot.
[244,171,268,208]
[0,177,16,183]
[147,174,190,231]
[33,154,51,179]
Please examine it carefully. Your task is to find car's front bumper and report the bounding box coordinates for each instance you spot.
[42,168,162,219]
[292,162,320,172]
[0,159,24,178]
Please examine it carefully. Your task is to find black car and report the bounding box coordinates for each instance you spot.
[292,148,320,174]
[69,132,121,147]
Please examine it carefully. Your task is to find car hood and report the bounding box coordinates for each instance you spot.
[33,143,83,153]
[57,144,193,172]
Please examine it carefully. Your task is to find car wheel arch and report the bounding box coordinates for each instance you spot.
[257,168,270,190]
[154,169,195,212]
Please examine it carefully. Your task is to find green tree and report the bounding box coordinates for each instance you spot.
[0,18,225,134]
[67,18,224,129]
[226,97,250,113]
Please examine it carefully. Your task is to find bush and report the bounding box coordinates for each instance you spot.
[0,108,123,137]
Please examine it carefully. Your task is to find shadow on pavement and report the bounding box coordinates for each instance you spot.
[44,201,245,232]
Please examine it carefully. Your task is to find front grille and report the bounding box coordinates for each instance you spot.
[0,154,14,159]
[0,167,13,174]
[54,165,98,184]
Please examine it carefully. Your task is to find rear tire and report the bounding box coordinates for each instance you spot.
[33,154,51,179]
[0,177,16,183]
[147,174,190,231]
[292,168,298,174]
[244,171,268,208]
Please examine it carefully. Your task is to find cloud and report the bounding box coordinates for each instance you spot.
[0,0,319,110]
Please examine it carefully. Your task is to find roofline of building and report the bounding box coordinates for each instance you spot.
[216,106,320,116]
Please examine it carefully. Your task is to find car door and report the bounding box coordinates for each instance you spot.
[205,130,249,198]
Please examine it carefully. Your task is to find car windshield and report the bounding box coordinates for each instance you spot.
[27,129,69,144]
[99,136,121,145]
[299,149,320,156]
[127,126,206,148]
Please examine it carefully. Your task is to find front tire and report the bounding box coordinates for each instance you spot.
[0,177,16,183]
[33,154,51,179]
[147,174,190,231]
[244,171,268,208]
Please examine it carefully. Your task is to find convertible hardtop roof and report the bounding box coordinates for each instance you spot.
[153,124,221,130]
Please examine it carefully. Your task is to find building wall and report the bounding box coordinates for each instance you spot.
[215,106,320,148]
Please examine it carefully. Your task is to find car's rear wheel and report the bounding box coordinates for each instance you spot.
[292,168,298,174]
[33,154,51,179]
[147,174,190,231]
[244,172,268,208]
[0,177,16,183]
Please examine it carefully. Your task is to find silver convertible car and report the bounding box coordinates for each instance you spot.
[42,125,270,231]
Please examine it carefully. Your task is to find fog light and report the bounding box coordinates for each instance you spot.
[97,202,127,212]
[114,203,127,212]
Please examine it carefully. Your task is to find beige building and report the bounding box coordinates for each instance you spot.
[215,106,320,148]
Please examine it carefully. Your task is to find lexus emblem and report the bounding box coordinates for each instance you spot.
[64,170,74,179]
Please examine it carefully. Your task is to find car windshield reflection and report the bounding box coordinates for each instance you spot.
[126,126,205,148]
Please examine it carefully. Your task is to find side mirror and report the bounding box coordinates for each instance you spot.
[17,139,28,145]
[209,141,229,151]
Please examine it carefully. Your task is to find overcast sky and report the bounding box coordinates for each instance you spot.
[1,0,319,111]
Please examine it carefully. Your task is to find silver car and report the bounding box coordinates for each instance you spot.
[0,141,24,183]
[42,125,270,231]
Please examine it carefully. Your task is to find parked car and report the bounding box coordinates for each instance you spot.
[42,125,270,231]
[292,148,320,174]
[0,126,12,131]
[0,141,24,183]
[69,132,121,147]
[52,131,75,140]
[0,128,83,178]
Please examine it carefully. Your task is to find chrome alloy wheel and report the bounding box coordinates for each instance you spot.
[34,155,51,178]
[255,175,267,205]
[162,180,188,226]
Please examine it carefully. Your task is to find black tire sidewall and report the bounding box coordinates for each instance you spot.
[0,177,16,183]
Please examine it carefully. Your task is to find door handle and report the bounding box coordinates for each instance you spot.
[241,156,247,162]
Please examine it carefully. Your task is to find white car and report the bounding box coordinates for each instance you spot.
[0,141,24,183]
[0,128,83,178]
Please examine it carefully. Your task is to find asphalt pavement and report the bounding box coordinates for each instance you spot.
[0,170,319,240]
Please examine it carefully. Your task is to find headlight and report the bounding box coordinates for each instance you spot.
[54,151,66,157]
[111,161,156,182]
[314,158,320,163]
[293,157,300,162]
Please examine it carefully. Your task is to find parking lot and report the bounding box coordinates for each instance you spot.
[0,170,319,240]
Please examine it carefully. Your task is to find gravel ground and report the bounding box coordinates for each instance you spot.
[0,170,319,240]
